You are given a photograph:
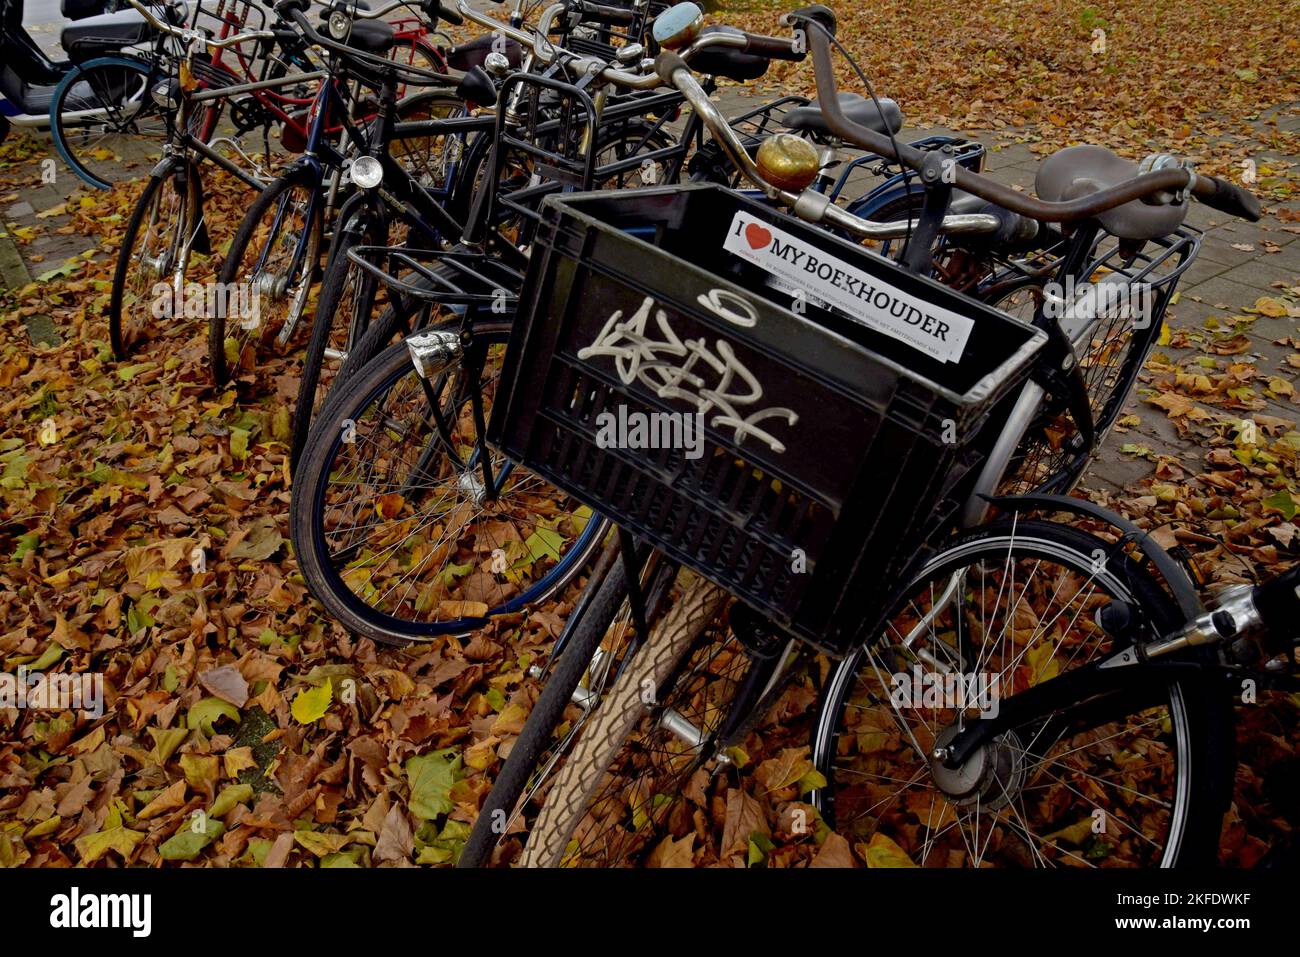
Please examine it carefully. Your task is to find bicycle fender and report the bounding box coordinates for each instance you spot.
[983,493,1205,617]
[149,154,184,179]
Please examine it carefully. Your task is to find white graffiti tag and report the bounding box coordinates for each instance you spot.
[577,295,797,453]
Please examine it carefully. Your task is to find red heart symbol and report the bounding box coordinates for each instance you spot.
[744,222,773,250]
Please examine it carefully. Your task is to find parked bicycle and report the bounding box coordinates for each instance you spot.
[431,3,1267,867]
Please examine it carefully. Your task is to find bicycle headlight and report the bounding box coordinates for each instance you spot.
[328,10,351,40]
[350,155,383,189]
[151,79,180,110]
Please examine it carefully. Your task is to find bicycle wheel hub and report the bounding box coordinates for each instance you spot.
[255,271,289,300]
[929,725,1025,809]
[141,252,172,280]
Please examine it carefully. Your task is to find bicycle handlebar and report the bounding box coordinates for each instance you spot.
[568,0,636,27]
[792,11,1260,224]
[1191,172,1262,221]
[275,0,459,87]
[124,0,278,50]
[654,50,1005,240]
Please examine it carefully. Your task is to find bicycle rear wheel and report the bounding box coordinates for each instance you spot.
[810,518,1234,867]
[49,55,168,190]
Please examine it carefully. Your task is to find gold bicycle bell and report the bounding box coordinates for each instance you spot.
[755,133,820,191]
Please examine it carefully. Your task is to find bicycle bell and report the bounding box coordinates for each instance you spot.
[653,2,703,50]
[756,133,821,191]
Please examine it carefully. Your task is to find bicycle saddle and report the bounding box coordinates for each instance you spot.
[782,93,903,138]
[689,26,768,82]
[1035,144,1187,241]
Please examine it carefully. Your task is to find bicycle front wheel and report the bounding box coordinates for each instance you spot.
[108,163,202,360]
[210,168,322,386]
[518,575,736,867]
[810,518,1235,868]
[289,318,605,643]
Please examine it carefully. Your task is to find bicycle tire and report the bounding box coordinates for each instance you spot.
[290,320,605,643]
[210,166,322,386]
[519,577,730,867]
[289,203,385,470]
[457,555,632,867]
[108,165,199,360]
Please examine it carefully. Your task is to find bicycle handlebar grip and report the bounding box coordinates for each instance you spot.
[786,4,836,36]
[274,0,310,14]
[1253,565,1300,644]
[743,32,803,60]
[655,49,689,85]
[435,1,463,25]
[1194,173,1261,222]
[977,204,1040,247]
[575,1,636,26]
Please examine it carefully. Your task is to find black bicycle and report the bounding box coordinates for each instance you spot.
[450,3,1270,868]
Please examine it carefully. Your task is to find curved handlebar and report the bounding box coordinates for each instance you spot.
[794,15,1260,224]
[275,0,458,87]
[124,0,277,50]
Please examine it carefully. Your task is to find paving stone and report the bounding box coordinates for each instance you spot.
[1182,274,1272,310]
[1178,255,1232,288]
[1196,235,1271,267]
[1165,296,1232,330]
[1255,243,1300,273]
[6,202,34,218]
[1218,257,1300,293]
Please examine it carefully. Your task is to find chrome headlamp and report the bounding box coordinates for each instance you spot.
[349,155,383,189]
[328,9,351,40]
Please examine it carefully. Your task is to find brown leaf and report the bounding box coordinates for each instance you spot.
[720,788,768,858]
[646,833,696,868]
[810,832,857,868]
[373,804,414,863]
[199,665,250,708]
[138,779,187,820]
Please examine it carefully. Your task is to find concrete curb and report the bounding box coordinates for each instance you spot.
[0,228,63,347]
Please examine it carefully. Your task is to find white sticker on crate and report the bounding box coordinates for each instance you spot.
[722,211,974,364]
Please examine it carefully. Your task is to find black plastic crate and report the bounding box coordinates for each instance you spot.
[489,184,1046,655]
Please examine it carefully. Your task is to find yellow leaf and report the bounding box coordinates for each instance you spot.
[375,493,405,520]
[292,678,333,724]
[1255,297,1288,317]
[1025,639,1060,686]
[862,832,918,868]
